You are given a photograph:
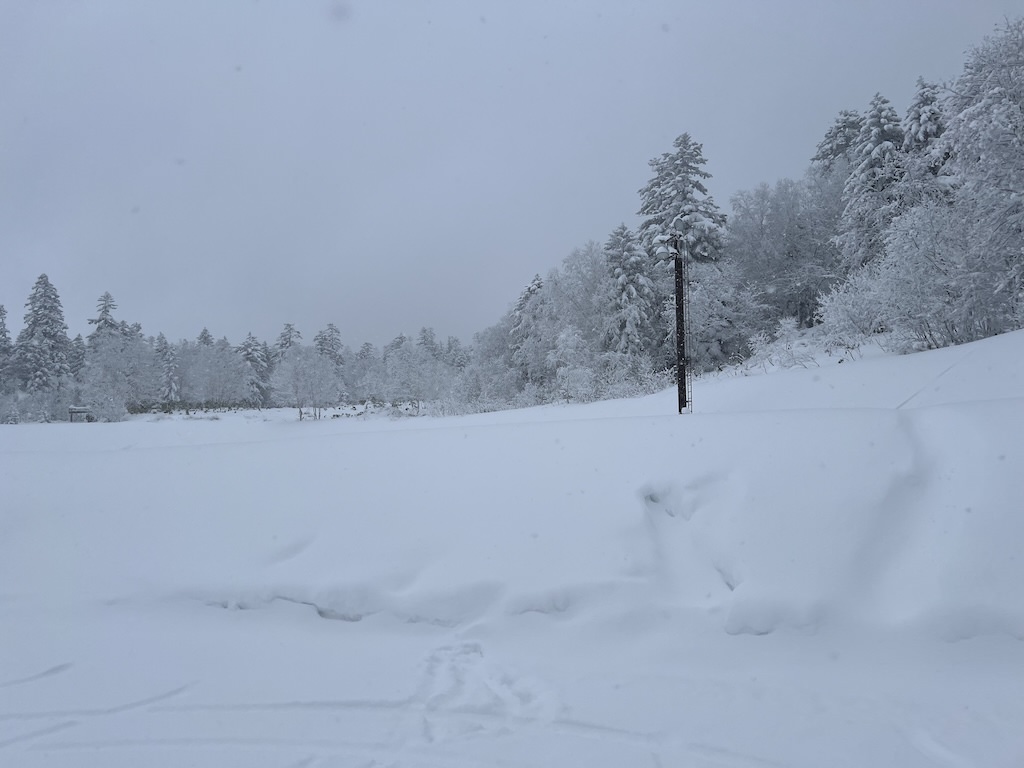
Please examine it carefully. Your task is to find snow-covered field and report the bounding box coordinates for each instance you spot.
[2,332,1023,767]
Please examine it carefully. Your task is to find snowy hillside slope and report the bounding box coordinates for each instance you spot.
[1,330,1022,767]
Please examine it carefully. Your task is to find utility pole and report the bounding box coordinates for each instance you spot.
[670,234,691,414]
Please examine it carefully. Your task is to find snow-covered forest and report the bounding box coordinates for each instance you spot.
[2,19,1022,423]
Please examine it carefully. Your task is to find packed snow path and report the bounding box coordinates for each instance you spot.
[2,332,1023,766]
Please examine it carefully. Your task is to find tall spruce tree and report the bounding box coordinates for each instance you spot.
[887,78,951,215]
[903,78,944,154]
[197,327,215,347]
[604,224,655,356]
[275,323,302,362]
[313,323,344,369]
[638,133,728,369]
[68,334,86,380]
[81,293,159,419]
[236,335,270,409]
[508,275,551,387]
[87,292,120,343]
[12,274,72,392]
[236,332,271,407]
[154,333,180,407]
[638,133,726,263]
[838,93,906,268]
[811,110,865,173]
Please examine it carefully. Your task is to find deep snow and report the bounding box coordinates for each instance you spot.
[1,331,1022,767]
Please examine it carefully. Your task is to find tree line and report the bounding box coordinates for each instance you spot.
[1,20,1021,422]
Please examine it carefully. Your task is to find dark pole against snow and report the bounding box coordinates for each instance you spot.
[672,234,689,414]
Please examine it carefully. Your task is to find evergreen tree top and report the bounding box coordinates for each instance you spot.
[812,110,864,171]
[19,274,69,348]
[638,133,725,261]
[275,323,302,351]
[856,94,904,168]
[903,78,944,152]
[88,291,121,341]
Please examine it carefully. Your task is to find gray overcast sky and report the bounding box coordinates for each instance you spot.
[2,0,1022,347]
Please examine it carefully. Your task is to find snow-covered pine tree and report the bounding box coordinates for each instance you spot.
[857,93,905,166]
[510,275,544,337]
[81,293,128,415]
[443,336,469,370]
[638,133,729,370]
[197,327,214,347]
[313,323,344,369]
[275,323,302,362]
[68,334,86,381]
[805,109,866,276]
[87,291,120,343]
[903,78,944,154]
[236,332,270,407]
[508,275,552,389]
[837,93,905,268]
[80,294,159,419]
[12,274,72,393]
[604,224,655,357]
[811,110,864,173]
[154,333,180,408]
[802,113,861,301]
[638,133,726,263]
[416,327,440,359]
[879,78,953,238]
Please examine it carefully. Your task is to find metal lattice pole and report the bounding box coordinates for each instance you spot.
[673,234,691,414]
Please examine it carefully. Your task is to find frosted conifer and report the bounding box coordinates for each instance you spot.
[313,324,344,369]
[604,224,655,356]
[638,133,726,263]
[12,274,72,392]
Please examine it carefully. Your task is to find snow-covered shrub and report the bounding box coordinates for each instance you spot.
[816,265,889,353]
[744,319,819,372]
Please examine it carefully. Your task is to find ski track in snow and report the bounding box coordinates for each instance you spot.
[0,643,792,767]
[0,684,194,722]
[0,663,73,689]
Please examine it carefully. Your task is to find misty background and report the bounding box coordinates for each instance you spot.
[2,0,1021,344]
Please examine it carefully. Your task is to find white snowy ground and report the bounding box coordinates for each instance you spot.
[2,332,1023,767]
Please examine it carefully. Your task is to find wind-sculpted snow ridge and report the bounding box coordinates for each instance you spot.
[1,330,1023,766]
